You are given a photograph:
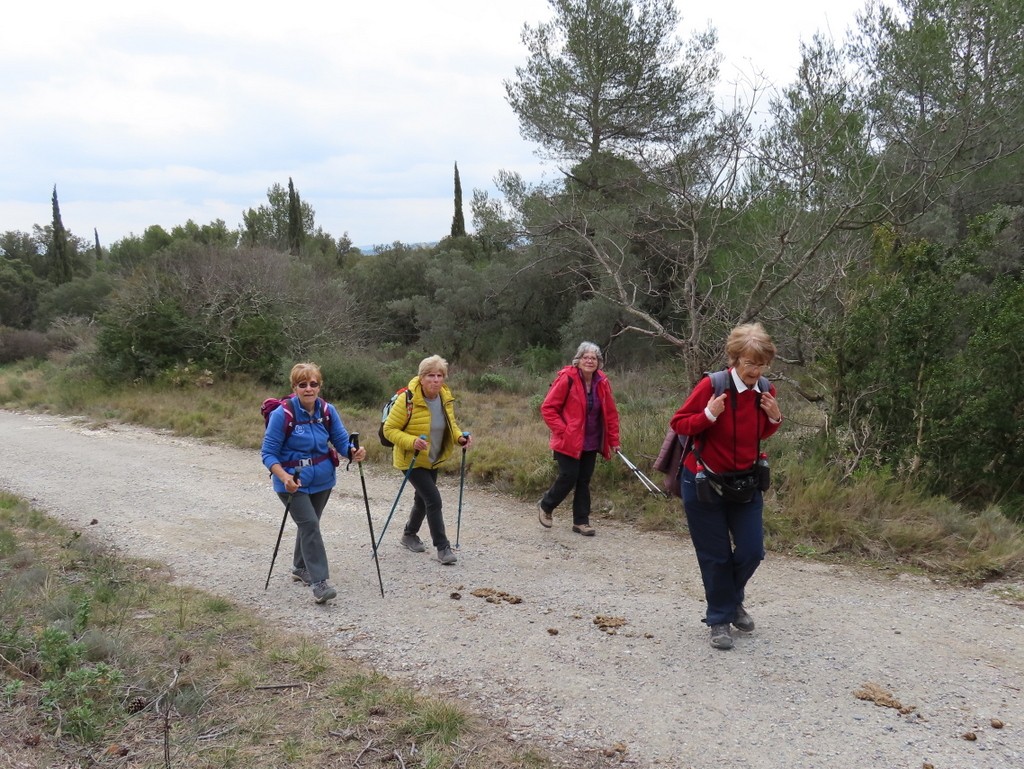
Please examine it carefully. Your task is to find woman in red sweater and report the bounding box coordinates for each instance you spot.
[539,342,621,536]
[670,323,783,650]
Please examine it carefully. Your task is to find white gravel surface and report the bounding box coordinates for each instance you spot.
[2,409,1022,768]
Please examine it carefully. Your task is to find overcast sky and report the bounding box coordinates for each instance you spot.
[0,0,871,250]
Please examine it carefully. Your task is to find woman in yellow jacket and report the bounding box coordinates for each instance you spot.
[382,355,473,565]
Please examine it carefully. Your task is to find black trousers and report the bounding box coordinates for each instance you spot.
[541,450,597,525]
[404,467,450,550]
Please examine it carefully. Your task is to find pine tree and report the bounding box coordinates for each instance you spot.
[94,228,102,260]
[450,162,466,238]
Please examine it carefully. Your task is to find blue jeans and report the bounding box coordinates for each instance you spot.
[680,468,765,626]
[277,488,333,584]
[405,468,450,550]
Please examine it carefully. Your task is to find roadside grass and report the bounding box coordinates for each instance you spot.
[0,492,553,769]
[2,358,1023,584]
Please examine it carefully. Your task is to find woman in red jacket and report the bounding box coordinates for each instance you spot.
[670,323,783,650]
[539,342,621,536]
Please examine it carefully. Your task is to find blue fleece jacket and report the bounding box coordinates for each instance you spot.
[260,397,354,495]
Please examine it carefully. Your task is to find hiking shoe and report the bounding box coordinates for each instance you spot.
[733,604,755,632]
[709,623,734,650]
[537,499,553,528]
[437,546,458,565]
[572,523,596,536]
[290,567,311,586]
[311,581,337,604]
[401,533,426,553]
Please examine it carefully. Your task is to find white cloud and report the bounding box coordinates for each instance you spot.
[1,0,873,248]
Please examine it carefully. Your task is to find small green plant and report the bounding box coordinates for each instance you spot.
[40,662,125,742]
[37,627,85,678]
[2,679,24,706]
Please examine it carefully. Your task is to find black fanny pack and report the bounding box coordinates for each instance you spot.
[705,468,759,503]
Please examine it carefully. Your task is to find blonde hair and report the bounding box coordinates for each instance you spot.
[289,362,323,390]
[417,354,449,378]
[725,323,776,367]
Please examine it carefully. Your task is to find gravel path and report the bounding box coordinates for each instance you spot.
[2,410,1022,768]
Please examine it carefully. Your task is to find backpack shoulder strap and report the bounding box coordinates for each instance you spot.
[403,389,413,422]
[319,397,332,428]
[280,396,298,442]
[708,369,731,397]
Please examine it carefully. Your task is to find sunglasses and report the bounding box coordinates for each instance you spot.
[296,381,320,389]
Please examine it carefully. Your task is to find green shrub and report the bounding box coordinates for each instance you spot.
[315,351,387,407]
[519,345,562,375]
[467,372,514,392]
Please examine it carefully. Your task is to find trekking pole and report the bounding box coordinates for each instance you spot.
[373,436,424,554]
[265,468,301,590]
[454,431,469,550]
[350,433,385,598]
[616,449,668,497]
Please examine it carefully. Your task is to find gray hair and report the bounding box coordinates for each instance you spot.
[571,341,604,368]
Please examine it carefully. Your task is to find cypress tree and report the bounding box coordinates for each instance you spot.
[287,177,303,255]
[51,185,72,284]
[450,162,466,238]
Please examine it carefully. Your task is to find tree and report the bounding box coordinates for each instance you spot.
[851,0,1024,237]
[287,177,303,256]
[50,186,72,285]
[451,163,466,238]
[241,182,315,252]
[505,0,719,163]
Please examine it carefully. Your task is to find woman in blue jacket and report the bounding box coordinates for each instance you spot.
[538,342,621,536]
[261,362,366,604]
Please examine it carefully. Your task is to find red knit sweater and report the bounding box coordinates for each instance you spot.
[669,371,780,475]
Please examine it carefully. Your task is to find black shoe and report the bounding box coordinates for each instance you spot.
[709,623,733,650]
[733,604,755,632]
[437,546,457,565]
[290,567,311,586]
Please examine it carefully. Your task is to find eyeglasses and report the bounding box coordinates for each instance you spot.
[296,381,320,389]
[739,360,768,370]
[580,355,599,362]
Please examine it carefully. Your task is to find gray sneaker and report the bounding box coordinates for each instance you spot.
[437,546,457,565]
[290,567,311,586]
[709,623,733,650]
[733,604,755,632]
[401,533,426,553]
[311,581,337,604]
[537,499,553,528]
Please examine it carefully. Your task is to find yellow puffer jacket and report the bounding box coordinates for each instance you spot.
[383,376,465,470]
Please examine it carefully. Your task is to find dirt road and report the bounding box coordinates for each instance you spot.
[2,410,1022,768]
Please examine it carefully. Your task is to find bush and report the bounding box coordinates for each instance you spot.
[0,327,54,364]
[466,372,515,393]
[315,351,387,407]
